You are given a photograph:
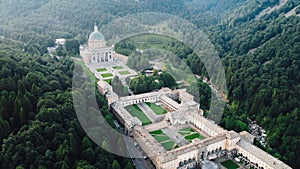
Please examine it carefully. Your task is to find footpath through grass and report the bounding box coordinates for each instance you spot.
[125,104,152,125]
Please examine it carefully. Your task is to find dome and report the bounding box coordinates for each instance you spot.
[89,31,105,41]
[88,25,105,41]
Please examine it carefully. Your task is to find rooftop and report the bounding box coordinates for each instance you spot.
[89,25,105,41]
[237,139,292,169]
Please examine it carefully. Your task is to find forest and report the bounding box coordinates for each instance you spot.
[0,38,133,168]
[0,0,299,168]
[129,72,178,94]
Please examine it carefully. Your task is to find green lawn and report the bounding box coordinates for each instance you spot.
[178,127,205,142]
[146,102,167,115]
[178,127,194,135]
[125,104,152,125]
[119,70,131,75]
[150,129,180,151]
[161,140,176,151]
[112,66,124,69]
[153,135,170,142]
[184,133,205,141]
[105,79,112,84]
[96,68,107,72]
[101,73,113,78]
[149,130,163,135]
[221,160,239,169]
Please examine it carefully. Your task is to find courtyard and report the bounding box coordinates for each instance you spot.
[150,130,180,151]
[125,104,152,125]
[221,160,239,169]
[178,127,206,142]
[145,102,167,115]
[85,60,137,82]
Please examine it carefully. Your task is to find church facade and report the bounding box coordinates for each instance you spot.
[80,25,114,64]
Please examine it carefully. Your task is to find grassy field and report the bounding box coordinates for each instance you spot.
[146,102,167,115]
[178,127,205,142]
[96,68,107,72]
[127,34,173,50]
[101,73,114,78]
[119,70,131,75]
[125,104,152,125]
[112,66,124,69]
[150,129,179,151]
[168,68,196,86]
[221,160,239,169]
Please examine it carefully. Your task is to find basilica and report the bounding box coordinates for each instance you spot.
[80,25,114,64]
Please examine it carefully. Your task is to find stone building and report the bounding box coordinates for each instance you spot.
[80,25,114,64]
[99,79,291,169]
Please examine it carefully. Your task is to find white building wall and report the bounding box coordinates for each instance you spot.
[236,146,272,169]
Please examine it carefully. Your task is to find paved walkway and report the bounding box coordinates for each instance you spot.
[137,103,162,122]
[162,128,189,146]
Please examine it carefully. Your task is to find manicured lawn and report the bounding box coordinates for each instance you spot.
[178,127,205,142]
[221,160,239,169]
[125,104,152,125]
[153,135,170,142]
[161,140,175,151]
[150,130,163,135]
[112,66,124,69]
[119,70,131,75]
[150,129,180,151]
[101,73,113,78]
[184,133,205,141]
[146,102,167,115]
[178,127,194,135]
[96,68,107,72]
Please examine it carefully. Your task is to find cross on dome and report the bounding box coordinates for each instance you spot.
[94,23,98,32]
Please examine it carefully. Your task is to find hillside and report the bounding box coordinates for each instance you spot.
[0,0,299,168]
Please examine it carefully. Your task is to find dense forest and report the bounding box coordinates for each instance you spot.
[129,72,178,94]
[0,0,299,168]
[0,38,133,168]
